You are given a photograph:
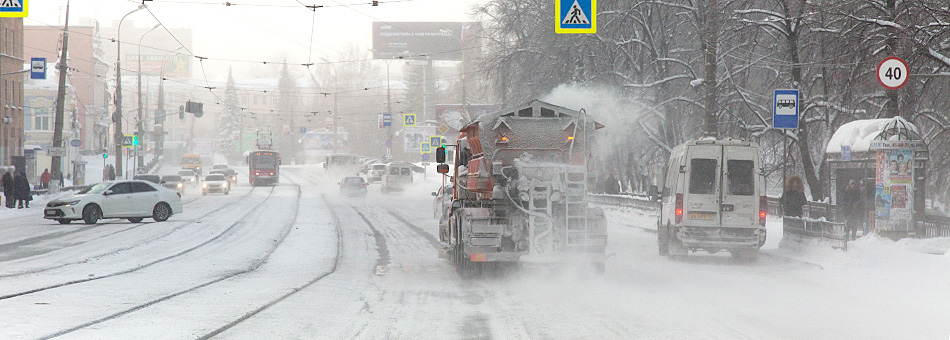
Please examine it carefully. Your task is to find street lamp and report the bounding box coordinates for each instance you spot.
[137,23,160,171]
[114,4,146,178]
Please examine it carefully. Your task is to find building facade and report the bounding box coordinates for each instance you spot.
[0,18,24,168]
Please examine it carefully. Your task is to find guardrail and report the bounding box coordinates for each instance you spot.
[917,214,950,238]
[782,216,848,250]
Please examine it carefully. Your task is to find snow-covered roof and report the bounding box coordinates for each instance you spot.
[825,116,919,153]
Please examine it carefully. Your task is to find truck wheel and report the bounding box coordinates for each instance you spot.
[658,223,670,256]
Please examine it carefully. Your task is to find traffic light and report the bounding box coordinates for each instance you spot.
[103,153,108,159]
[435,146,446,163]
[133,133,139,146]
[179,105,185,120]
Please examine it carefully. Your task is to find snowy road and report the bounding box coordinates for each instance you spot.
[2,165,948,339]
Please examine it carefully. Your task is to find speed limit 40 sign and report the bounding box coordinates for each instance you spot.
[877,57,908,90]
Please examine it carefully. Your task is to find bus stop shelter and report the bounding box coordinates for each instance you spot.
[825,116,928,238]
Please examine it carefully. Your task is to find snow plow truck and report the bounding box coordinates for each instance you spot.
[435,99,608,278]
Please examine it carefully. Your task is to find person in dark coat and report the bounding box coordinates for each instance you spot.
[604,173,621,195]
[2,170,13,208]
[842,179,862,241]
[14,171,31,209]
[108,164,116,181]
[781,175,807,217]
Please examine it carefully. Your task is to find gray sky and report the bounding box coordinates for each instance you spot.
[27,0,484,79]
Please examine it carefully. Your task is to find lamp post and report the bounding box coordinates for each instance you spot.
[440,28,469,121]
[114,4,145,178]
[136,23,160,171]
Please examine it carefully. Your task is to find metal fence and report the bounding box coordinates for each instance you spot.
[782,216,849,250]
[917,214,950,238]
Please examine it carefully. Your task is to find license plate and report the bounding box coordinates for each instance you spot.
[688,211,716,220]
[45,209,57,216]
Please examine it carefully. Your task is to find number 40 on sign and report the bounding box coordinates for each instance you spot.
[877,57,908,90]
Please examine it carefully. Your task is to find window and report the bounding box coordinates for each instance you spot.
[390,168,399,175]
[401,168,411,176]
[540,107,556,117]
[109,183,133,195]
[688,158,717,195]
[518,108,532,117]
[131,182,158,192]
[726,160,755,196]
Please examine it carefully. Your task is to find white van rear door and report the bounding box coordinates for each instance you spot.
[722,147,758,228]
[684,145,721,227]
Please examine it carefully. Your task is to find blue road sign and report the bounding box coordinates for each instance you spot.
[422,153,430,162]
[0,0,27,18]
[69,139,82,147]
[556,0,596,34]
[300,126,307,134]
[30,58,46,80]
[385,139,393,147]
[430,136,442,148]
[122,135,135,147]
[383,114,392,127]
[420,143,432,154]
[772,89,799,129]
[403,114,416,127]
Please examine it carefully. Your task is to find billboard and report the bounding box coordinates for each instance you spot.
[303,131,349,161]
[126,55,191,77]
[372,22,482,61]
[872,140,921,232]
[404,126,436,153]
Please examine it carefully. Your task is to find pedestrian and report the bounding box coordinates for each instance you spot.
[604,173,620,195]
[2,169,13,208]
[14,171,31,209]
[108,164,116,181]
[781,175,807,217]
[842,179,862,241]
[858,179,870,236]
[40,168,51,190]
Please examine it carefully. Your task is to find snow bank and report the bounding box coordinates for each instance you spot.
[825,116,918,154]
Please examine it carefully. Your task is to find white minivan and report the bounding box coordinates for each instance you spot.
[381,162,413,193]
[656,138,766,260]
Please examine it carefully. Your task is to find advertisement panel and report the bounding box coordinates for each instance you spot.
[126,55,191,77]
[872,141,916,232]
[404,126,436,153]
[303,131,349,162]
[372,22,481,60]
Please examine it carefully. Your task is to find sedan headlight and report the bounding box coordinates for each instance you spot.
[202,183,207,188]
[64,199,81,207]
[177,183,183,188]
[221,183,228,187]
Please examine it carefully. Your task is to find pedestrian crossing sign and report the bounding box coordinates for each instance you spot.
[420,142,431,154]
[404,114,416,127]
[430,136,442,148]
[556,0,596,34]
[122,135,134,147]
[0,0,28,18]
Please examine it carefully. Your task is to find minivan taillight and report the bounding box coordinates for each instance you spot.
[675,193,684,224]
[759,196,767,226]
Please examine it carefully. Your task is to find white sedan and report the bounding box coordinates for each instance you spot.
[44,180,184,224]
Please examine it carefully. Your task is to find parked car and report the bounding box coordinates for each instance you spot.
[160,175,186,195]
[340,176,368,196]
[44,180,183,224]
[133,174,161,184]
[202,174,231,195]
[179,169,198,185]
[431,184,453,218]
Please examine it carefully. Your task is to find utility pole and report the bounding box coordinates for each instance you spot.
[137,24,159,172]
[51,0,71,182]
[332,92,338,154]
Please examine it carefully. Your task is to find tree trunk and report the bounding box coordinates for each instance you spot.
[701,0,719,138]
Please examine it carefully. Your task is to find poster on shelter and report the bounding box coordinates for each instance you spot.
[873,143,914,231]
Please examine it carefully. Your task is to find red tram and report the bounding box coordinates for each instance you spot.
[248,150,280,186]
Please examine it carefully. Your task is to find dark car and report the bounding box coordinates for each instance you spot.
[133,174,161,184]
[160,175,186,194]
[340,176,367,196]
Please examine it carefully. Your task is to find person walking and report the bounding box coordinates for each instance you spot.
[108,164,116,181]
[40,169,51,190]
[2,169,13,208]
[842,180,862,241]
[604,173,620,195]
[14,171,31,209]
[781,175,807,217]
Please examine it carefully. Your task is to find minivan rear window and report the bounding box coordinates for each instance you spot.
[689,158,717,195]
[727,160,755,196]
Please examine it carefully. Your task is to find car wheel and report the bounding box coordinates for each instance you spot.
[202,190,207,195]
[152,203,172,222]
[128,217,144,223]
[82,205,101,225]
[57,219,71,225]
